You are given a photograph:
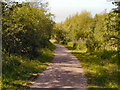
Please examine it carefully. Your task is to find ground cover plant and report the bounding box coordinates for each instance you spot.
[2,43,56,89]
[64,42,118,88]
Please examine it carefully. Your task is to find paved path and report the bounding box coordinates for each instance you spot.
[30,44,87,88]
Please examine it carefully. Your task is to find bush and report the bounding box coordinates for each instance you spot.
[2,2,54,57]
[2,44,56,89]
[73,42,87,50]
[62,40,68,45]
[78,42,87,50]
[73,42,78,49]
[100,50,118,63]
[67,42,74,47]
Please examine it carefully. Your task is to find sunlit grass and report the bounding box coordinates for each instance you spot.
[2,44,56,89]
[63,42,118,88]
[0,76,1,89]
[50,39,57,43]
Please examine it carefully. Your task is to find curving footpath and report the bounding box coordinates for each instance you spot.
[30,43,88,88]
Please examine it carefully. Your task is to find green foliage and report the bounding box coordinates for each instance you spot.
[2,1,56,89]
[0,76,1,89]
[67,42,74,47]
[2,2,54,57]
[53,9,118,52]
[53,8,119,88]
[78,42,87,50]
[53,10,93,43]
[73,42,78,49]
[52,23,67,43]
[86,13,108,52]
[65,45,118,88]
[2,44,56,89]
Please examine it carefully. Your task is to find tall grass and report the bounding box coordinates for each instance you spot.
[64,42,118,88]
[2,44,56,89]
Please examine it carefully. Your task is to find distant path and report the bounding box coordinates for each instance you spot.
[30,43,87,88]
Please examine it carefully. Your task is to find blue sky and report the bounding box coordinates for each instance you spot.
[45,0,115,23]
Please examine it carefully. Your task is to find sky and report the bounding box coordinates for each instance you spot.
[45,0,115,23]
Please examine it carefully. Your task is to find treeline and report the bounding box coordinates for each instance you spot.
[52,2,119,88]
[53,9,119,52]
[2,1,54,58]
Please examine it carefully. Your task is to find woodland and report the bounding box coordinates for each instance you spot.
[1,0,119,88]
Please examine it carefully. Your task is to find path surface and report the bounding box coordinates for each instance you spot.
[30,44,87,88]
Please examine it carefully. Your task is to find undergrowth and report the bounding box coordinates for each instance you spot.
[63,42,118,88]
[2,43,56,89]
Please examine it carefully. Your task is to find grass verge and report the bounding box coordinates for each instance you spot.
[2,43,56,89]
[63,42,118,88]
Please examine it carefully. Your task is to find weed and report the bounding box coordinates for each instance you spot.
[64,43,118,88]
[2,44,56,89]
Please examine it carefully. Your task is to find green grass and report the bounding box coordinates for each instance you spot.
[50,39,57,43]
[0,61,1,89]
[63,42,119,88]
[0,76,1,89]
[2,44,56,89]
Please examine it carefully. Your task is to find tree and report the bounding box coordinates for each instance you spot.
[2,1,54,57]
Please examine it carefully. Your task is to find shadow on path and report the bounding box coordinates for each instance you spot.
[30,44,88,88]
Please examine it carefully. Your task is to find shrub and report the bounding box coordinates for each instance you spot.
[2,2,54,57]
